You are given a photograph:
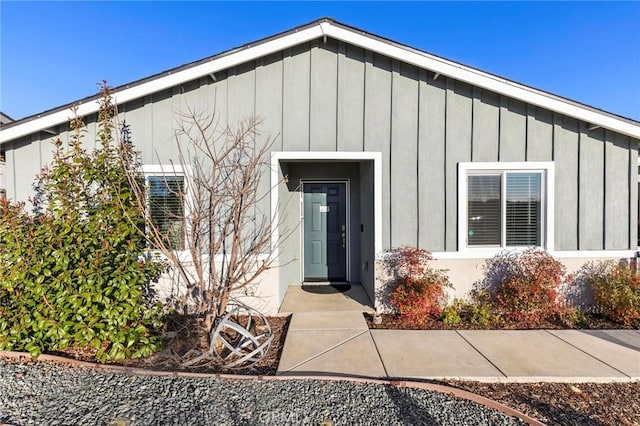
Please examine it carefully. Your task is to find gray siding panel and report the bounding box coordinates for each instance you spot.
[282,44,310,151]
[364,52,392,249]
[256,53,284,150]
[12,135,41,203]
[124,97,154,164]
[337,43,365,151]
[228,62,256,127]
[578,124,604,249]
[472,88,500,162]
[256,53,284,218]
[499,97,527,161]
[554,115,579,250]
[629,139,638,249]
[151,89,178,162]
[390,62,419,247]
[604,131,632,249]
[210,73,228,139]
[175,77,206,115]
[445,79,472,251]
[527,106,553,161]
[418,72,446,251]
[309,40,338,151]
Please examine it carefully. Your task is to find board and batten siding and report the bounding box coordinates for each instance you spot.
[4,38,638,251]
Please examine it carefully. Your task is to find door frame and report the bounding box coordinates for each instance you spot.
[300,179,351,283]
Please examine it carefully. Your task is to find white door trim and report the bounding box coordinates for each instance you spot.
[270,151,382,262]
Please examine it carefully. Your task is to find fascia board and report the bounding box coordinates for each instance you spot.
[0,25,324,144]
[323,23,640,139]
[2,21,639,143]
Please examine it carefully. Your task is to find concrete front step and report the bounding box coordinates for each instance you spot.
[277,311,386,378]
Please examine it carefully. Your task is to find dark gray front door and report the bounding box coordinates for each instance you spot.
[303,182,347,281]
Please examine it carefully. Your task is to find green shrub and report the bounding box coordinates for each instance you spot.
[581,261,640,325]
[386,246,451,323]
[562,307,589,328]
[475,248,568,322]
[440,296,498,327]
[440,302,462,325]
[0,84,165,361]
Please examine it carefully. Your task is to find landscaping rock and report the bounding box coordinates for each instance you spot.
[0,360,524,425]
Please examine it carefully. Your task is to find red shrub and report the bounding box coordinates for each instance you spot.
[478,248,568,322]
[582,261,640,325]
[385,247,451,323]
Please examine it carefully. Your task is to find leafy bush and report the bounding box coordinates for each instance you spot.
[385,246,451,323]
[440,296,498,327]
[475,248,568,322]
[0,84,165,361]
[440,300,463,325]
[580,261,640,325]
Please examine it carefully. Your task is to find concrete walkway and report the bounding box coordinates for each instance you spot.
[277,311,640,383]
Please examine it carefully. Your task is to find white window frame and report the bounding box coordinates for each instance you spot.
[458,161,555,257]
[141,164,190,253]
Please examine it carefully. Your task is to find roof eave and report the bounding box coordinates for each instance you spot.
[1,18,638,144]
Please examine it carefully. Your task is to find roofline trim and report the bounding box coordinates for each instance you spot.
[1,19,638,143]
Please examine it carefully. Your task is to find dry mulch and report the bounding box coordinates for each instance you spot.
[443,381,640,426]
[364,312,640,330]
[366,312,640,425]
[44,314,291,376]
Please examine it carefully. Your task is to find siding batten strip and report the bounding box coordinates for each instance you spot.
[389,60,395,248]
[443,78,449,250]
[416,70,422,247]
[497,95,502,161]
[576,121,581,250]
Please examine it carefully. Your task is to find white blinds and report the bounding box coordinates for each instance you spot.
[467,175,501,245]
[506,173,541,246]
[148,175,185,250]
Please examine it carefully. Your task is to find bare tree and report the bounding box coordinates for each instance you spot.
[123,106,285,332]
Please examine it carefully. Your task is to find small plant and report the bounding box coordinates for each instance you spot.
[561,307,589,328]
[580,261,640,325]
[441,302,462,326]
[440,297,498,327]
[475,248,569,322]
[384,246,451,323]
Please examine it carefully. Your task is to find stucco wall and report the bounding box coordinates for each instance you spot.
[374,256,634,312]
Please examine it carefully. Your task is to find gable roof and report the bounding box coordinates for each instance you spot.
[1,17,639,144]
[0,112,14,127]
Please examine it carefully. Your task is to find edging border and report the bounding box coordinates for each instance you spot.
[1,350,542,425]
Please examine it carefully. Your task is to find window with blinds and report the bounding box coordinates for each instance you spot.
[467,171,542,247]
[467,175,501,245]
[148,175,185,250]
[506,173,541,246]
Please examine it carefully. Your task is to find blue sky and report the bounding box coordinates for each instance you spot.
[1,1,639,121]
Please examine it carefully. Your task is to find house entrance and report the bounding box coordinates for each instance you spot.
[302,181,347,281]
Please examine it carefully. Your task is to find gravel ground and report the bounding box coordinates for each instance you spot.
[0,360,525,426]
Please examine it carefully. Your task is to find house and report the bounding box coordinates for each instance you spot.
[0,112,13,199]
[1,18,639,314]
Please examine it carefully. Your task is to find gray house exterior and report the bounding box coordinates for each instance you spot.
[0,112,12,199]
[1,19,639,313]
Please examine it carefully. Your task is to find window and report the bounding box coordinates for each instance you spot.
[459,162,554,252]
[142,166,186,251]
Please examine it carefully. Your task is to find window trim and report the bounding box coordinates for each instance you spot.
[458,161,555,256]
[141,164,190,252]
